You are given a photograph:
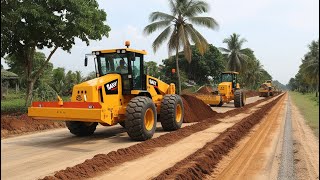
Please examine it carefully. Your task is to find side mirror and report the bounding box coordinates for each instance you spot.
[84,57,88,67]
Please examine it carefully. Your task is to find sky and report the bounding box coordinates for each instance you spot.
[2,0,319,85]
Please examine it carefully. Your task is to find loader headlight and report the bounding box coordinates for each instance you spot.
[88,105,94,109]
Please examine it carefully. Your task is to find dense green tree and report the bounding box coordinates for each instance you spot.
[51,67,66,95]
[1,0,111,106]
[300,40,319,96]
[161,44,225,86]
[220,33,250,72]
[83,71,97,81]
[5,51,53,89]
[145,61,160,78]
[144,0,219,94]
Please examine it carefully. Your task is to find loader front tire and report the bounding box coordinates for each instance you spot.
[234,90,243,108]
[66,121,98,137]
[125,96,157,141]
[160,94,184,131]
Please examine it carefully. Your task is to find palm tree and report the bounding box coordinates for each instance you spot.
[300,40,319,96]
[220,33,250,73]
[144,0,219,94]
[246,59,264,89]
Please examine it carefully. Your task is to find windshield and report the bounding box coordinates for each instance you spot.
[221,74,233,82]
[97,53,129,76]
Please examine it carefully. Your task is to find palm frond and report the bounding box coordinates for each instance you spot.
[149,12,175,22]
[152,25,173,52]
[188,16,219,30]
[168,26,179,57]
[143,20,172,35]
[184,1,209,17]
[219,47,231,53]
[184,24,208,55]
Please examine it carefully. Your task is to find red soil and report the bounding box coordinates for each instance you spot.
[181,94,217,123]
[40,94,281,180]
[197,86,214,94]
[1,114,65,138]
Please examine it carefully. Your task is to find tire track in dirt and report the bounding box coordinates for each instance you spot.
[208,93,287,180]
[41,94,282,180]
[153,94,284,180]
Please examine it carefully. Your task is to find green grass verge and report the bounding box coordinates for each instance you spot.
[290,91,319,137]
[1,91,27,114]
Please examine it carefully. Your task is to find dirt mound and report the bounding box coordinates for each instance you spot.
[181,94,217,123]
[196,86,214,94]
[245,90,259,98]
[40,94,283,180]
[1,114,65,138]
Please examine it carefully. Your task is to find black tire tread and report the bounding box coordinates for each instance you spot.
[66,121,98,137]
[234,90,242,108]
[160,94,184,131]
[125,96,156,141]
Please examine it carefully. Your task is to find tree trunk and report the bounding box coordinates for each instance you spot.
[316,83,319,97]
[25,80,35,107]
[24,46,58,107]
[175,45,181,95]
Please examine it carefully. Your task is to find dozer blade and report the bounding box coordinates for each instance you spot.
[28,102,104,123]
[195,94,221,105]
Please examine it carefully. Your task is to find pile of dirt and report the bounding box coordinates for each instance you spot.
[40,94,282,180]
[196,86,214,94]
[1,114,65,138]
[245,90,260,98]
[181,94,217,123]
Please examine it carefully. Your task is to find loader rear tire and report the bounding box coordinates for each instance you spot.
[241,91,246,106]
[234,90,243,108]
[66,121,98,137]
[160,94,184,131]
[125,96,157,141]
[119,121,125,128]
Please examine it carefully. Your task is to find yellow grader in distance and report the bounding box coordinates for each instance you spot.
[258,80,274,97]
[28,41,184,141]
[196,71,246,108]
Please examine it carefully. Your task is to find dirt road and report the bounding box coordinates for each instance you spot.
[1,96,319,179]
[1,95,264,180]
[1,123,194,180]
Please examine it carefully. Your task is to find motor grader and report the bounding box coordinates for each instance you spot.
[258,80,274,97]
[28,41,184,141]
[196,71,246,107]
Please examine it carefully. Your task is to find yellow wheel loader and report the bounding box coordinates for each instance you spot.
[28,41,184,141]
[258,80,274,97]
[196,71,246,108]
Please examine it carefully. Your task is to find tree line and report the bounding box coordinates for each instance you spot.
[1,0,275,107]
[287,39,319,97]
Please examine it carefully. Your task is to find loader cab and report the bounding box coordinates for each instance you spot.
[220,71,239,89]
[90,43,147,94]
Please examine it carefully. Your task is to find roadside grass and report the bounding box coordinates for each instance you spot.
[290,91,319,137]
[1,91,27,114]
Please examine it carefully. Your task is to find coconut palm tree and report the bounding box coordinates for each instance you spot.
[220,33,250,73]
[300,40,319,96]
[144,0,219,94]
[246,59,264,89]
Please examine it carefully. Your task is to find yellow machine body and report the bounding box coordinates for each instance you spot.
[196,71,242,106]
[258,80,274,97]
[28,49,176,126]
